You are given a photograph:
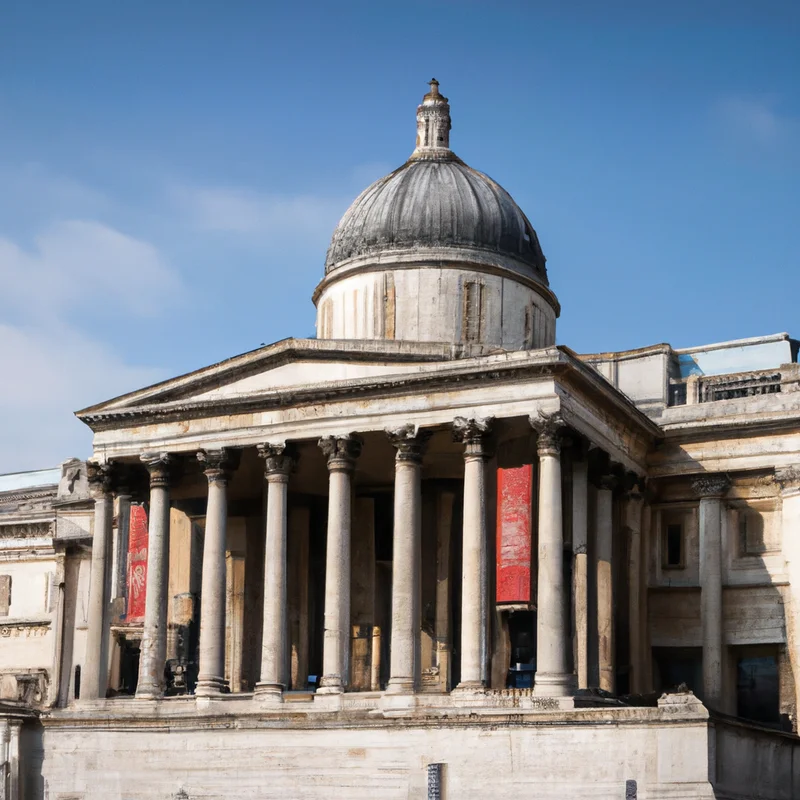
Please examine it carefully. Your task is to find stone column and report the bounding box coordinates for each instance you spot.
[693,474,730,709]
[572,455,590,690]
[777,466,800,724]
[136,452,172,700]
[82,460,115,701]
[195,448,236,697]
[0,717,9,800]
[595,473,616,694]
[317,435,362,694]
[453,416,492,690]
[112,491,131,605]
[7,720,20,800]
[530,411,573,696]
[255,444,296,699]
[625,484,645,694]
[386,424,429,694]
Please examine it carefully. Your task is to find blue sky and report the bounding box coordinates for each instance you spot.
[0,0,798,470]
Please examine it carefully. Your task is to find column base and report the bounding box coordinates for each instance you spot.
[316,677,344,695]
[194,677,228,697]
[452,680,485,695]
[533,671,576,697]
[384,677,415,695]
[134,678,164,700]
[253,682,284,702]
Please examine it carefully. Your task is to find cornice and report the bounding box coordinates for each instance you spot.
[76,338,472,416]
[0,486,57,505]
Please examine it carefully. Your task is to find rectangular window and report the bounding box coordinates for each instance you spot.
[462,281,483,343]
[661,519,685,570]
[736,646,780,726]
[0,574,10,616]
[653,646,702,697]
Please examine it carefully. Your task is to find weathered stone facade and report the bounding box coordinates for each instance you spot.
[2,82,800,799]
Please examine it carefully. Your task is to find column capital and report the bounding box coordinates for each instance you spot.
[258,443,297,480]
[386,423,431,464]
[318,434,363,472]
[140,452,172,488]
[529,410,566,457]
[775,465,800,495]
[453,416,493,459]
[87,459,115,498]
[197,447,239,484]
[691,474,730,499]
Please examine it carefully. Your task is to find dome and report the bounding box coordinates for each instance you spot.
[314,80,559,351]
[324,156,547,282]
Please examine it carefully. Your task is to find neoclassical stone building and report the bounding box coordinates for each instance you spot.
[2,81,800,799]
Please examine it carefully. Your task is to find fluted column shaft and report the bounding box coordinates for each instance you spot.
[195,449,235,697]
[530,412,573,696]
[318,435,362,694]
[694,474,729,709]
[386,425,429,694]
[454,416,492,690]
[136,453,172,699]
[83,461,114,701]
[256,445,296,699]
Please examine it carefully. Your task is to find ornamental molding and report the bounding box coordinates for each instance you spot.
[775,465,800,493]
[452,416,493,458]
[529,410,566,456]
[0,619,51,638]
[140,452,172,488]
[318,434,362,471]
[386,424,431,464]
[197,447,239,483]
[0,521,54,539]
[690,474,731,499]
[257,443,297,478]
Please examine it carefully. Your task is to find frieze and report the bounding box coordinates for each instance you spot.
[0,620,50,637]
[0,521,53,539]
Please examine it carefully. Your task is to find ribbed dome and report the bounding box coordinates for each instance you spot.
[324,155,548,281]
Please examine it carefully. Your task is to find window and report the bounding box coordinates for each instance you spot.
[739,508,765,556]
[661,515,685,570]
[736,646,780,726]
[653,647,702,697]
[0,575,10,616]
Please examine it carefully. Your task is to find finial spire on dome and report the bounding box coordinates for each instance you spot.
[411,78,452,159]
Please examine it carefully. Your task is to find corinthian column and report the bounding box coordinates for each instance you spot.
[595,472,617,693]
[255,444,297,699]
[136,452,172,700]
[453,416,492,690]
[317,435,362,694]
[386,424,430,694]
[82,460,115,701]
[692,473,729,709]
[195,448,237,697]
[529,411,573,696]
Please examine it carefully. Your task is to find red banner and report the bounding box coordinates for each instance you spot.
[126,504,149,621]
[496,465,533,603]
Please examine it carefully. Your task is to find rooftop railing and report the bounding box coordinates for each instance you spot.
[668,365,798,407]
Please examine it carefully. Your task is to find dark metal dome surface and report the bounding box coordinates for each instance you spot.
[324,153,547,280]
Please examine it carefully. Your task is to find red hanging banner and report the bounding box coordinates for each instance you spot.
[496,465,533,604]
[126,504,149,621]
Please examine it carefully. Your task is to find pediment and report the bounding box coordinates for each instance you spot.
[77,338,459,417]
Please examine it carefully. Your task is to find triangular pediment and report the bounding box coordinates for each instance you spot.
[77,338,468,417]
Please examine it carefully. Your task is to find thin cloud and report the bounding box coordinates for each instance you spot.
[172,184,348,239]
[0,211,177,472]
[713,94,798,152]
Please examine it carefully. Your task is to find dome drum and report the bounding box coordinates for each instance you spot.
[316,266,556,349]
